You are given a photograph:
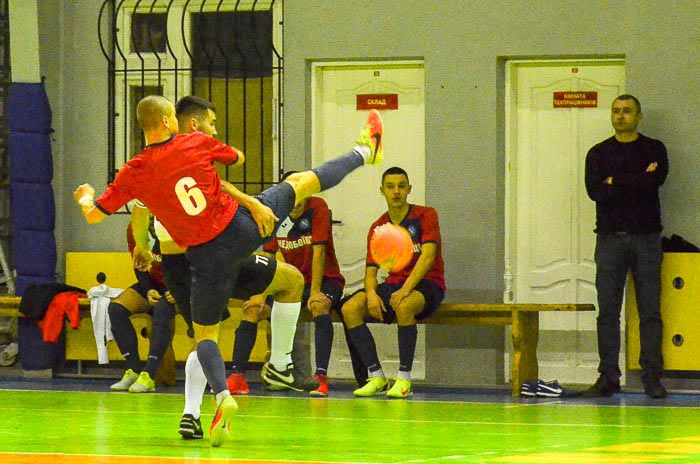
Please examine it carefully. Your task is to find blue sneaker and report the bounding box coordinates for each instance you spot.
[520,380,537,397]
[536,379,563,397]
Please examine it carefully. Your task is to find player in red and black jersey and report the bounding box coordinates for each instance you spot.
[108,220,178,393]
[342,166,445,399]
[74,95,384,446]
[228,180,345,397]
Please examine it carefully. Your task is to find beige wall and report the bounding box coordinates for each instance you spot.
[17,0,699,386]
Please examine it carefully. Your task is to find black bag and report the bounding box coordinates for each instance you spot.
[662,234,700,253]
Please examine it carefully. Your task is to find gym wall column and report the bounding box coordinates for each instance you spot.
[7,0,56,295]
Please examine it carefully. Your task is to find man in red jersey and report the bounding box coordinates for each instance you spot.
[74,95,383,446]
[227,171,346,397]
[341,166,445,399]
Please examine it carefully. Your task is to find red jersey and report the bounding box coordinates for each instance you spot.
[263,197,345,288]
[366,204,445,291]
[126,223,164,290]
[96,132,240,247]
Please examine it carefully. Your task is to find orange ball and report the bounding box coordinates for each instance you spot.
[370,223,414,272]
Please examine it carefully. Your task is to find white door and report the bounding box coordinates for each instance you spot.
[506,60,625,383]
[311,62,426,379]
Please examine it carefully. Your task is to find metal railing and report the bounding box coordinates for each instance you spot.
[98,0,283,202]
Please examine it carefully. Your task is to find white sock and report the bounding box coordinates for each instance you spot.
[397,370,411,381]
[353,145,371,162]
[215,390,231,406]
[183,351,207,418]
[369,367,385,379]
[269,300,301,369]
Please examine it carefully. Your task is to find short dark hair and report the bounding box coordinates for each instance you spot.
[614,94,641,113]
[175,95,215,119]
[381,166,409,183]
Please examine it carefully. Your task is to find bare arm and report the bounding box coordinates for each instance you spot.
[130,204,153,271]
[364,265,384,321]
[389,242,437,310]
[73,184,107,224]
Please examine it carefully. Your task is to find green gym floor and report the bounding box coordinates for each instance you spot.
[0,378,699,464]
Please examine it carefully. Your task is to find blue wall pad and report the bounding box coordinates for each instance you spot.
[14,275,57,297]
[18,317,66,370]
[13,230,56,277]
[8,132,53,183]
[10,183,55,231]
[8,82,52,133]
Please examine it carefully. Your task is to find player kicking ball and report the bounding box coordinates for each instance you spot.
[74,96,383,446]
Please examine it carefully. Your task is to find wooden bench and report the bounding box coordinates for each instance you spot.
[0,296,594,396]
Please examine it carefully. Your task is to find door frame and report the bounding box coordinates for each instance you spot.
[503,58,625,304]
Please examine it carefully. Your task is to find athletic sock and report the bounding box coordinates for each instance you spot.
[348,324,382,374]
[108,302,141,372]
[269,300,301,369]
[143,299,175,377]
[398,324,418,377]
[311,150,364,191]
[353,145,371,161]
[313,314,333,375]
[231,320,258,372]
[183,351,207,418]
[196,339,227,395]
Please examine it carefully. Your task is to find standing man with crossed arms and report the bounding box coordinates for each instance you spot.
[584,94,668,399]
[74,95,384,446]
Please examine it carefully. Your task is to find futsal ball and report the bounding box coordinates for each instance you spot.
[370,223,414,272]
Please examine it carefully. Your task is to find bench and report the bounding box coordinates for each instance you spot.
[0,296,594,396]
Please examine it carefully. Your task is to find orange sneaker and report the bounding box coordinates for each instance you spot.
[209,395,237,447]
[357,109,383,164]
[310,374,328,397]
[226,372,250,395]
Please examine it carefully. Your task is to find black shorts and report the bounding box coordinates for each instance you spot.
[352,279,445,324]
[162,253,278,323]
[231,254,278,300]
[186,183,296,326]
[301,278,344,310]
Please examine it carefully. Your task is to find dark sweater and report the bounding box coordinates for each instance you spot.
[585,133,668,234]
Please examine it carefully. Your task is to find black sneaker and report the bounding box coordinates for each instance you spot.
[261,362,311,392]
[643,377,668,399]
[520,381,537,397]
[536,380,563,398]
[582,375,621,398]
[178,414,203,439]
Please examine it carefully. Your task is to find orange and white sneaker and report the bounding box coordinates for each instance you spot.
[226,372,250,395]
[209,395,238,447]
[356,109,383,164]
[310,374,329,397]
[386,378,413,398]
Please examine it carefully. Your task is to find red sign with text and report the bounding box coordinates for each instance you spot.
[357,94,398,110]
[553,91,598,108]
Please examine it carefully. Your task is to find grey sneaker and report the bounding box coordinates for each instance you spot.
[110,369,139,391]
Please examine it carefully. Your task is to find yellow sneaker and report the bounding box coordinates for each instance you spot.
[352,376,388,397]
[209,395,238,447]
[386,378,413,398]
[110,369,138,391]
[128,371,155,393]
[356,109,383,164]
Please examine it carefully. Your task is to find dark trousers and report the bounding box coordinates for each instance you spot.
[594,232,664,383]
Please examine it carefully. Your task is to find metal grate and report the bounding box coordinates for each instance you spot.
[98,0,283,202]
